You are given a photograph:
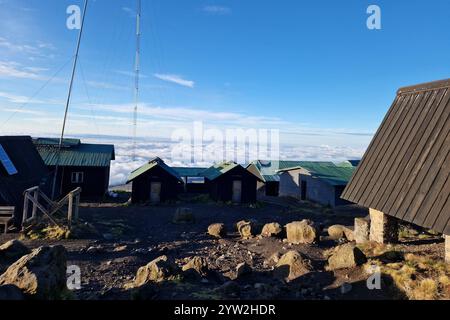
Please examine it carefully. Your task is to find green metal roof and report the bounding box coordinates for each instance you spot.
[34,139,115,167]
[34,138,81,147]
[172,167,208,177]
[307,165,356,186]
[201,161,240,181]
[248,160,336,183]
[127,157,183,184]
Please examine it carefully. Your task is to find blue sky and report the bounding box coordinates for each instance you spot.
[0,0,449,158]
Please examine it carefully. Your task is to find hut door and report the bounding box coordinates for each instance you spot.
[150,182,162,203]
[232,180,242,203]
[301,181,307,200]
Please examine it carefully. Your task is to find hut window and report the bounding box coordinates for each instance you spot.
[0,144,18,175]
[71,172,84,183]
[187,177,205,184]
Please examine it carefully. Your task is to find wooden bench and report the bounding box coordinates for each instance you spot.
[0,206,15,234]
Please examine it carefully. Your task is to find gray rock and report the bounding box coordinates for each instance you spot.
[0,246,67,299]
[326,244,367,270]
[285,220,318,244]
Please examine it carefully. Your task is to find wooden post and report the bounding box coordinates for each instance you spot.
[68,192,74,229]
[74,194,80,221]
[22,193,29,228]
[31,189,39,220]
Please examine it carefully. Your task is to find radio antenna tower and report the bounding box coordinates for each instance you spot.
[132,0,141,161]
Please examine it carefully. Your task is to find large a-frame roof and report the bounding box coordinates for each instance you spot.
[342,79,450,234]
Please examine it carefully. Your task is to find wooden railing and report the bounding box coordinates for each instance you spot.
[22,186,81,230]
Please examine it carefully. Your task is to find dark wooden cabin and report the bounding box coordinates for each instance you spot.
[0,136,50,226]
[342,79,450,235]
[203,162,260,203]
[33,138,115,199]
[127,157,184,203]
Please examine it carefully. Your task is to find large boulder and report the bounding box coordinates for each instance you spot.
[0,240,31,262]
[274,251,312,282]
[133,255,180,286]
[236,220,260,239]
[326,244,367,270]
[327,225,346,240]
[260,223,283,238]
[343,227,355,242]
[208,223,227,238]
[182,256,209,276]
[327,225,355,241]
[172,208,195,224]
[285,220,318,244]
[0,284,24,300]
[0,246,67,299]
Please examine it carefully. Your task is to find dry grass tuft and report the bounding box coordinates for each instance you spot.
[410,278,438,300]
[373,252,450,300]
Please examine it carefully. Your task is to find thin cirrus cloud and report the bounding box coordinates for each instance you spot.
[0,61,42,80]
[202,5,232,15]
[154,73,195,88]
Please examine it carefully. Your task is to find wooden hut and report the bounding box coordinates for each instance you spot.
[341,79,450,262]
[203,162,260,203]
[127,157,184,203]
[0,136,50,228]
[34,138,115,198]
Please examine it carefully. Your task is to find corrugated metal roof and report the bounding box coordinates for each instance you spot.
[34,138,115,167]
[342,78,450,234]
[127,157,183,183]
[248,160,336,182]
[34,138,81,147]
[201,161,240,181]
[172,167,208,177]
[307,166,355,186]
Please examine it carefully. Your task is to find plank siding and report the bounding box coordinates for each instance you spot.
[341,79,450,234]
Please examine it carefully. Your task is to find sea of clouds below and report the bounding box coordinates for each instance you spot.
[87,137,366,187]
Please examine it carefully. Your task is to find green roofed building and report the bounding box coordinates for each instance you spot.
[33,138,115,198]
[278,163,356,207]
[127,157,184,204]
[246,160,336,197]
[202,161,261,203]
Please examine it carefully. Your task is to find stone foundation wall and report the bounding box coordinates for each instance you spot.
[445,235,450,264]
[354,218,370,244]
[369,208,398,244]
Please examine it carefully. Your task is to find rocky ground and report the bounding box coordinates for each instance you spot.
[0,196,448,300]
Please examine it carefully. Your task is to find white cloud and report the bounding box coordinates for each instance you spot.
[82,102,285,127]
[0,37,56,59]
[0,91,63,105]
[122,7,135,18]
[0,61,42,79]
[83,138,365,187]
[202,5,232,15]
[154,73,195,88]
[114,70,148,78]
[86,80,128,91]
[0,108,44,115]
[0,91,42,104]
